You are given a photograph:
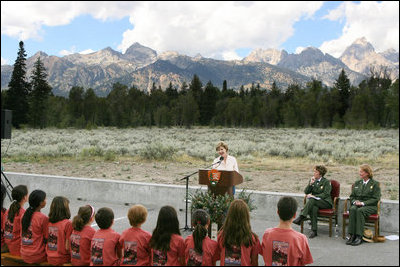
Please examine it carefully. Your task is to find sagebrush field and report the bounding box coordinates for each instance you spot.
[1,127,398,199]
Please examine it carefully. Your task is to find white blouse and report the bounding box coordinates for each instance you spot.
[212,155,239,173]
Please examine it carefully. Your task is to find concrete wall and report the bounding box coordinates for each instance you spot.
[4,172,399,233]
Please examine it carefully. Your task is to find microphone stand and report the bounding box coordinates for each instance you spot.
[180,159,223,232]
[1,164,13,201]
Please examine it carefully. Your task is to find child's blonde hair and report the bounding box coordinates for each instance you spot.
[127,204,148,227]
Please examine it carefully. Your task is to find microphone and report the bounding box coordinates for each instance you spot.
[219,156,224,162]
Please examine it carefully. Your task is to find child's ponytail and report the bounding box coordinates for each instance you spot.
[192,209,209,254]
[8,185,28,223]
[72,205,94,231]
[22,190,46,233]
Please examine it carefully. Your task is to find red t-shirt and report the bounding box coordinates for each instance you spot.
[70,225,96,266]
[261,228,313,266]
[218,232,261,266]
[46,219,73,265]
[20,211,49,264]
[1,208,6,249]
[185,234,220,266]
[151,234,185,266]
[4,208,26,255]
[90,228,121,266]
[119,227,152,266]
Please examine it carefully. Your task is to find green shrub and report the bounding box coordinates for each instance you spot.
[139,142,176,160]
[190,189,256,225]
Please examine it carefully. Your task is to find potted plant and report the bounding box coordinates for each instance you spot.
[189,189,257,235]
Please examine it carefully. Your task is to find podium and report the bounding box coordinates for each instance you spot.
[199,169,243,196]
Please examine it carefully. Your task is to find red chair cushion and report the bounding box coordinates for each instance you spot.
[318,209,334,216]
[342,212,378,220]
[367,214,379,221]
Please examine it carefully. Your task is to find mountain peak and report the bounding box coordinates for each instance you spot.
[124,42,156,55]
[122,42,157,65]
[353,37,369,46]
[301,47,323,54]
[243,48,288,65]
[33,51,49,58]
[341,38,375,61]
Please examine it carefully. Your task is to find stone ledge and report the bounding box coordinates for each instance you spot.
[4,172,398,233]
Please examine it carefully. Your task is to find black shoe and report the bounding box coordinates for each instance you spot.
[309,231,318,239]
[293,215,306,225]
[346,234,355,245]
[351,235,363,246]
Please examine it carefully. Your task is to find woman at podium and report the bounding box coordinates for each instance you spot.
[212,142,239,195]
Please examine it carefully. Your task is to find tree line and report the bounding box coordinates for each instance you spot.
[1,41,399,129]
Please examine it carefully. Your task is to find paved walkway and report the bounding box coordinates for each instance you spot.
[4,195,398,266]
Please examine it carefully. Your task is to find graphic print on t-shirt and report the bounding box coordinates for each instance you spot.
[70,233,81,259]
[91,238,105,265]
[123,241,138,265]
[48,226,58,251]
[21,225,33,245]
[187,248,203,266]
[272,240,289,266]
[224,245,241,266]
[4,220,13,239]
[152,249,168,266]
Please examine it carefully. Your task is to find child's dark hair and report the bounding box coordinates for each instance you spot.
[95,207,114,229]
[277,196,298,221]
[72,205,95,231]
[22,190,46,233]
[49,196,71,223]
[192,209,209,254]
[1,183,6,211]
[149,206,180,252]
[8,185,28,223]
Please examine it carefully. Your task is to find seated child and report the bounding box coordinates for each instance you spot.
[149,206,185,266]
[119,204,152,266]
[70,205,96,266]
[46,196,73,265]
[20,190,48,264]
[90,207,121,266]
[217,199,261,266]
[4,185,28,255]
[261,196,313,266]
[185,209,220,266]
[1,183,8,253]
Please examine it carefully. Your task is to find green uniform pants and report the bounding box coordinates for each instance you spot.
[348,205,377,236]
[300,198,332,232]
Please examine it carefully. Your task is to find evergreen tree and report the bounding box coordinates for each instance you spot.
[180,81,189,95]
[199,81,219,125]
[83,88,98,127]
[28,57,52,128]
[189,74,203,105]
[5,41,30,127]
[385,79,399,127]
[334,69,351,118]
[107,83,129,127]
[68,86,84,125]
[177,92,199,128]
[165,82,178,107]
[222,80,227,92]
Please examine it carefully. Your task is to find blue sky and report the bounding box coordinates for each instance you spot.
[1,1,399,65]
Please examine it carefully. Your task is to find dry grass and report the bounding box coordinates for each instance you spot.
[3,153,398,200]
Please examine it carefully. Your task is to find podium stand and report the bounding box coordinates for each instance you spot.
[199,169,243,196]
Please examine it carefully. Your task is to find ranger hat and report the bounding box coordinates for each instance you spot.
[362,229,374,243]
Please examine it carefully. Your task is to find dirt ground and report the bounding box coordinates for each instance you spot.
[2,155,398,200]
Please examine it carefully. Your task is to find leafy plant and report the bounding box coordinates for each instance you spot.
[189,189,257,225]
